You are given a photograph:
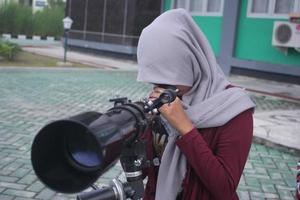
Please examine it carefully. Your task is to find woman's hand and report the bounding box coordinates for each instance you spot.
[149,87,194,135]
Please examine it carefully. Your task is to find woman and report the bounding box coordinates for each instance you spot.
[137,9,255,200]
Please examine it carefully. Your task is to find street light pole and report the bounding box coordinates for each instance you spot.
[62,17,73,63]
[63,30,68,63]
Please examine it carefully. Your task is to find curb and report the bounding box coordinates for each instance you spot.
[253,136,300,156]
[1,33,60,41]
[246,88,300,102]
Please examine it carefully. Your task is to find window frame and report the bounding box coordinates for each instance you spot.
[172,0,224,17]
[247,0,300,19]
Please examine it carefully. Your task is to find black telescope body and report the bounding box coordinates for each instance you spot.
[31,89,177,198]
[31,101,147,193]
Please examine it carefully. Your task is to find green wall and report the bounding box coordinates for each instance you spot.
[235,0,300,67]
[192,17,223,55]
[163,0,223,56]
[164,0,300,68]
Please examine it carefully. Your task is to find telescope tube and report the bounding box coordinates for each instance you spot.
[31,102,147,193]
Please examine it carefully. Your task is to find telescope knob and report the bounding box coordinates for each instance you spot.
[134,159,142,167]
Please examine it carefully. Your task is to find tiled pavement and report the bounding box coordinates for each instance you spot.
[0,67,299,200]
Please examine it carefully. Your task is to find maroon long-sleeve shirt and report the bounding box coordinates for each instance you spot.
[142,108,253,200]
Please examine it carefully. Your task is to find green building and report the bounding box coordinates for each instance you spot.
[66,0,300,81]
[164,0,300,81]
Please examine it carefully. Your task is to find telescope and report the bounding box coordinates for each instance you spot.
[31,88,177,200]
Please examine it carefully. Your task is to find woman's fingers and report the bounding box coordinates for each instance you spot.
[158,97,194,135]
[148,87,194,135]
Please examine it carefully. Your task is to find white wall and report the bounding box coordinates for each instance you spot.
[32,0,47,12]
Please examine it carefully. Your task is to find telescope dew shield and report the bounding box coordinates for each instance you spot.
[31,103,146,194]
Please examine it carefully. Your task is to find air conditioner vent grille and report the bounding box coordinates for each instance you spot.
[275,24,292,44]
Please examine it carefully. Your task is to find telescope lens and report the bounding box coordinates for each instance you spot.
[66,130,102,168]
[70,147,100,167]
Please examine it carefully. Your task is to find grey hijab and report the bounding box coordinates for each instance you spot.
[137,9,255,200]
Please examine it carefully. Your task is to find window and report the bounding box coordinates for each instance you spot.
[174,0,186,9]
[274,0,295,14]
[251,0,269,13]
[248,0,300,18]
[207,0,222,12]
[173,0,224,16]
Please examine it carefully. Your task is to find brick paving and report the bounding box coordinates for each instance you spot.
[252,95,300,112]
[0,68,299,200]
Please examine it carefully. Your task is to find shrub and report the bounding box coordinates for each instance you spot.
[0,2,64,37]
[33,6,64,37]
[0,40,21,60]
[0,3,34,35]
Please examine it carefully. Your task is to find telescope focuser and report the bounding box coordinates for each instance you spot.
[143,88,178,114]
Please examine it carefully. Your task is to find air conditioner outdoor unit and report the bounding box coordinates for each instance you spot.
[272,21,300,48]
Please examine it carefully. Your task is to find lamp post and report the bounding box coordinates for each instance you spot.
[62,17,73,63]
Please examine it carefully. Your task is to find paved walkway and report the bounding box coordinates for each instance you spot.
[23,45,300,151]
[23,46,300,100]
[0,67,299,200]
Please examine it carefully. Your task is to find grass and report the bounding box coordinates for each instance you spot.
[0,51,89,68]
